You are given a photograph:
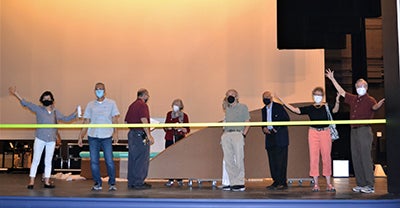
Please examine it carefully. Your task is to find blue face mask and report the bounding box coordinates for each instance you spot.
[95,90,104,98]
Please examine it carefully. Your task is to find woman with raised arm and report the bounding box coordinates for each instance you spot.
[276,87,340,192]
[9,86,77,189]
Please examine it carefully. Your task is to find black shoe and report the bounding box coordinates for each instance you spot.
[44,184,55,189]
[266,182,278,190]
[133,183,152,190]
[276,184,288,190]
[27,185,34,189]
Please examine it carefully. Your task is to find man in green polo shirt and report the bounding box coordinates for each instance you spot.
[221,89,250,192]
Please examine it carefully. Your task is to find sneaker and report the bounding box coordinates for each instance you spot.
[360,186,375,194]
[217,185,231,191]
[165,181,174,187]
[91,183,102,191]
[222,185,231,191]
[108,185,117,191]
[177,181,184,186]
[231,185,246,192]
[352,186,362,193]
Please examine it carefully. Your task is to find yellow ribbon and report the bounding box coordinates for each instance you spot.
[0,119,386,129]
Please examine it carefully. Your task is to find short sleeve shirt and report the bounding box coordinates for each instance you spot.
[84,98,120,138]
[299,105,330,128]
[125,99,150,130]
[344,92,377,128]
[224,103,250,132]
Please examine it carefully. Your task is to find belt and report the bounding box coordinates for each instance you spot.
[129,129,146,136]
[130,129,144,132]
[352,125,368,129]
[225,129,242,133]
[310,127,329,131]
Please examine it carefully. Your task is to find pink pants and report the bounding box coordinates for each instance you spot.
[308,128,332,177]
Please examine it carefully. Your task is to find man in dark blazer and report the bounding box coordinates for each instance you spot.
[261,91,290,190]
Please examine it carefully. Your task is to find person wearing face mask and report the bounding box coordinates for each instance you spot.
[276,87,340,192]
[125,88,155,189]
[261,91,290,190]
[325,69,385,194]
[221,89,250,192]
[78,82,120,191]
[9,86,77,189]
[163,99,190,186]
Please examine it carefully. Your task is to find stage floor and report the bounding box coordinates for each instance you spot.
[0,173,398,200]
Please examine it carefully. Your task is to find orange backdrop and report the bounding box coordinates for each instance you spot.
[0,0,324,139]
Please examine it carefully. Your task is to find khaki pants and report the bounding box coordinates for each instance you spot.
[221,132,245,186]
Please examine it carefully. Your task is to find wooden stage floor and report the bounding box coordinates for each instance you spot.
[0,173,398,200]
[0,173,399,208]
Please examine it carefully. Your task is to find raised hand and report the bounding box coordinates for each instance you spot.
[9,86,23,101]
[8,86,17,95]
[325,68,335,80]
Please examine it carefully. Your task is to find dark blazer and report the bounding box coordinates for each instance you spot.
[261,102,290,148]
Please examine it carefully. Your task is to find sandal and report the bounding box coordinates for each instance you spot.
[326,184,336,192]
[312,185,320,192]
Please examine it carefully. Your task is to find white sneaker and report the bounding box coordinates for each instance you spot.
[360,186,375,194]
[231,185,246,192]
[91,183,102,191]
[108,185,117,191]
[352,186,362,192]
[165,181,174,187]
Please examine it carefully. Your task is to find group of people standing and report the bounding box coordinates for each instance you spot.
[218,69,384,193]
[9,83,189,191]
[8,68,384,194]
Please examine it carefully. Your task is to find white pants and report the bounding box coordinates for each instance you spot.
[29,138,55,178]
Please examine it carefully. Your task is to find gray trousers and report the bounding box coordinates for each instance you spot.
[127,129,150,187]
[221,132,245,186]
[351,126,374,187]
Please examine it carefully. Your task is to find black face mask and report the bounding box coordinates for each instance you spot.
[42,100,53,106]
[227,96,235,104]
[263,98,271,105]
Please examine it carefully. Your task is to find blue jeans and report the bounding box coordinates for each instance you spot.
[88,136,116,186]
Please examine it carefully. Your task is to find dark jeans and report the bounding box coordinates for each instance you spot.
[127,129,150,187]
[88,136,116,186]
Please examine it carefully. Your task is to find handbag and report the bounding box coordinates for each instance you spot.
[325,104,339,141]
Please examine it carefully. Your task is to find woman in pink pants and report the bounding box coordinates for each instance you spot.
[276,87,340,192]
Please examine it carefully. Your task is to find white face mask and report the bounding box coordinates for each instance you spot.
[356,87,367,96]
[313,95,323,104]
[173,105,180,112]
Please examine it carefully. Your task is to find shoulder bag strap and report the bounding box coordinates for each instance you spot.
[325,104,333,121]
